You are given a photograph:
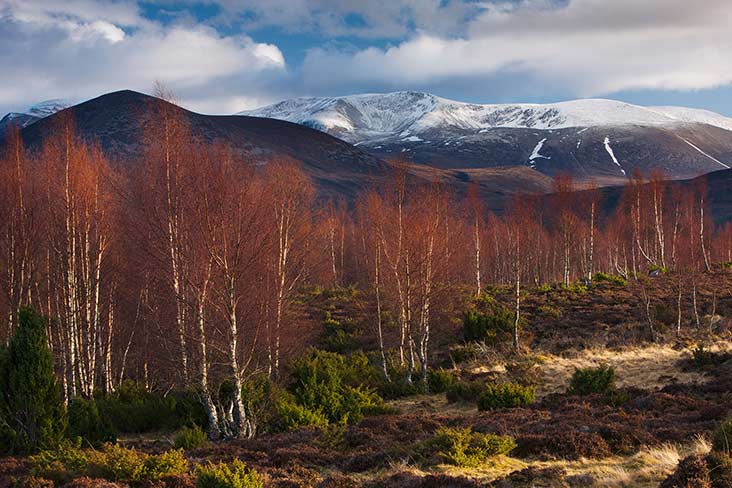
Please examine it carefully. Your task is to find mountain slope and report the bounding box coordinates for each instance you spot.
[11,90,551,204]
[18,90,390,198]
[242,92,732,181]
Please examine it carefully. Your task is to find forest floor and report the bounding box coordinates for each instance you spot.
[4,274,732,487]
[102,337,731,487]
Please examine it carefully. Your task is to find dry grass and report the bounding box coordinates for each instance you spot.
[536,340,732,396]
[388,394,477,415]
[545,436,710,488]
[429,438,709,488]
[391,340,732,416]
[362,438,709,487]
[438,455,527,479]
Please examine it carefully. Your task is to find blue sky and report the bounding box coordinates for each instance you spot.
[2,0,732,116]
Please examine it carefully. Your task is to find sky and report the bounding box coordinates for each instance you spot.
[2,0,732,116]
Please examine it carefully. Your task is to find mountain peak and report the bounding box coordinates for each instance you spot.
[241,92,732,143]
[26,99,74,118]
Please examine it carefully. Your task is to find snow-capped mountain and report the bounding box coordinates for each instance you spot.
[241,92,732,181]
[26,99,74,118]
[242,92,732,139]
[0,99,74,138]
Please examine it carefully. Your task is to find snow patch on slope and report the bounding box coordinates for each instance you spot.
[402,135,423,142]
[680,138,730,169]
[604,137,626,176]
[529,138,550,161]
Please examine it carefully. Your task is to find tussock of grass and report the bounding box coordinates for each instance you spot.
[439,455,527,479]
[536,342,732,396]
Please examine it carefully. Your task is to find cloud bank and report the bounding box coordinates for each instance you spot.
[0,0,285,114]
[298,0,732,98]
[1,0,732,114]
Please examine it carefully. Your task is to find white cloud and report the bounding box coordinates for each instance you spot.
[3,0,732,115]
[298,0,732,98]
[0,0,286,114]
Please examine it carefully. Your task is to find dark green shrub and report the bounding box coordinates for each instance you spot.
[564,282,588,294]
[167,389,210,428]
[322,313,359,354]
[272,393,329,432]
[463,307,515,345]
[95,382,207,434]
[693,345,715,367]
[174,425,209,450]
[376,366,422,399]
[287,349,385,427]
[568,364,616,395]
[67,398,116,446]
[713,418,732,454]
[449,344,479,364]
[0,308,66,454]
[427,369,455,394]
[537,304,562,319]
[594,272,627,286]
[446,381,484,403]
[425,427,516,467]
[196,459,263,488]
[477,383,535,411]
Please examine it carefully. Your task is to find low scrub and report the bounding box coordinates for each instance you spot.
[446,381,484,404]
[661,451,732,488]
[174,425,209,450]
[477,383,535,411]
[322,312,360,355]
[449,344,480,365]
[92,382,207,435]
[272,393,329,432]
[67,398,116,446]
[423,427,516,467]
[594,272,627,286]
[568,364,616,395]
[537,304,562,319]
[31,442,187,485]
[196,459,263,488]
[272,349,389,431]
[376,366,422,399]
[30,440,91,484]
[693,345,716,367]
[462,306,516,346]
[426,369,455,394]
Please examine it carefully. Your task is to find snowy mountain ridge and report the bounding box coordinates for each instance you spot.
[1,99,74,135]
[25,99,74,118]
[240,92,732,143]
